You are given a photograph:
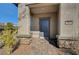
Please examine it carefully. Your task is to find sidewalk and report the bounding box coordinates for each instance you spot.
[12,38,64,55]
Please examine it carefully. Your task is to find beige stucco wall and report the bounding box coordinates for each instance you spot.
[59,3,79,40]
[31,13,58,39]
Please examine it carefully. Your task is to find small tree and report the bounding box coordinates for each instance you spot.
[4,22,14,30]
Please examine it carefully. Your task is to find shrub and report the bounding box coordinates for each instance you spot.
[0,22,18,54]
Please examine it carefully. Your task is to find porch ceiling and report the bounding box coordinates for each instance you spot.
[29,3,59,14]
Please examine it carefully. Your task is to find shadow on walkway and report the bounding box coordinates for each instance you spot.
[45,38,59,48]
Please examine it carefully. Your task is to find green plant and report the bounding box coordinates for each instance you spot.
[4,22,14,30]
[0,22,17,54]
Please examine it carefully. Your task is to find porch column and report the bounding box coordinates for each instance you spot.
[18,3,31,37]
[26,5,31,36]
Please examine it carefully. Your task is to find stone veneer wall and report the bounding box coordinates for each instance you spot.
[58,3,79,49]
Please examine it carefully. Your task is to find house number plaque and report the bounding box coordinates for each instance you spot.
[65,20,73,25]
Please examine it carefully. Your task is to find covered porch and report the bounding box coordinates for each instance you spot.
[18,3,59,40]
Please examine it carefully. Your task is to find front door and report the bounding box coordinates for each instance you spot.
[39,17,50,38]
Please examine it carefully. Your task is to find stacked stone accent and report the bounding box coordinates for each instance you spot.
[58,39,79,49]
[20,38,32,45]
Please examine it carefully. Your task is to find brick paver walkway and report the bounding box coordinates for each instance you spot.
[0,38,65,55]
